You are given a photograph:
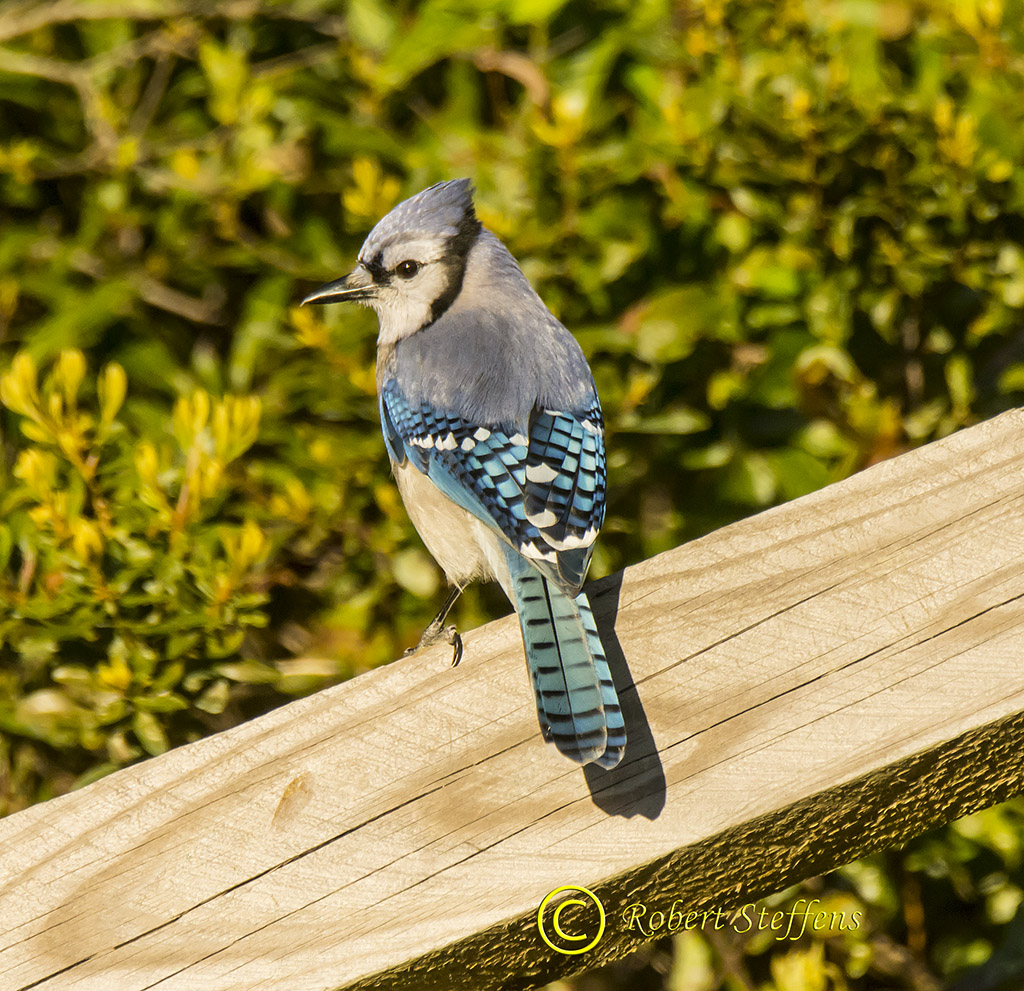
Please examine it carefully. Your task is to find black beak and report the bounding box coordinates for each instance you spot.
[300,266,375,305]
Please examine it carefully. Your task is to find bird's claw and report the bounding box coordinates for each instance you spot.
[444,626,463,667]
[404,622,462,667]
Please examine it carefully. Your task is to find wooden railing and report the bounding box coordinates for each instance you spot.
[2,409,1023,991]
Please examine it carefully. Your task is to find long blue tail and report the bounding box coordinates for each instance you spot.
[505,552,625,769]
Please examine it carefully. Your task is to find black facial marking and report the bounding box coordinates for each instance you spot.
[362,251,390,285]
[426,209,483,327]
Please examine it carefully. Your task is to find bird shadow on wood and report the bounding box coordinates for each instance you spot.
[583,570,667,819]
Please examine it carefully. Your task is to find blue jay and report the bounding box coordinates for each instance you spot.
[302,179,624,770]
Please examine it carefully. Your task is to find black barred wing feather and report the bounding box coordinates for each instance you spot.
[380,381,606,592]
[522,404,605,579]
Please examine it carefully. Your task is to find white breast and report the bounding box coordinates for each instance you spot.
[393,462,513,599]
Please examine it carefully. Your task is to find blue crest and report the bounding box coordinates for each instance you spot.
[361,179,476,259]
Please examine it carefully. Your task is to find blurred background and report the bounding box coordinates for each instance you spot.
[0,0,1022,987]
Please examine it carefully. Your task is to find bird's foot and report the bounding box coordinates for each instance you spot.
[404,621,463,667]
[443,625,463,667]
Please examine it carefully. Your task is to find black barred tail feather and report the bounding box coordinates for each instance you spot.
[576,590,626,769]
[507,557,625,768]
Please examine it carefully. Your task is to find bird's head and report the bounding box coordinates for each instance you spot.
[302,178,482,345]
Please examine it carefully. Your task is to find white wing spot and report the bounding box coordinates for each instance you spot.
[438,433,458,451]
[525,463,559,484]
[509,433,529,447]
[581,419,601,434]
[543,526,598,551]
[412,434,435,449]
[473,427,491,441]
[519,539,558,563]
[460,437,475,451]
[526,508,559,527]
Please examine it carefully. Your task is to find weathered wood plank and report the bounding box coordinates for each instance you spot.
[1,410,1023,991]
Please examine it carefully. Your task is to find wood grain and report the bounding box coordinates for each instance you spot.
[1,410,1023,991]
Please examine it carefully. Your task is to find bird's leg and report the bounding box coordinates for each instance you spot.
[404,584,464,666]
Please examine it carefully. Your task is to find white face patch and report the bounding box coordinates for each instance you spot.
[370,259,451,347]
[356,228,458,346]
[379,239,446,270]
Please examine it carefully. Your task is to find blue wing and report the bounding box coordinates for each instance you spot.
[380,379,606,592]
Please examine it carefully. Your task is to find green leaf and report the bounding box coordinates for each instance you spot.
[134,693,189,714]
[132,710,168,756]
[195,680,230,715]
[214,660,280,685]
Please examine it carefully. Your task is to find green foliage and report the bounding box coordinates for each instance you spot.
[1,0,1023,985]
[0,338,434,804]
[0,350,270,771]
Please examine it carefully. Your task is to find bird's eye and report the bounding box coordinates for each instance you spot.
[395,260,420,279]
